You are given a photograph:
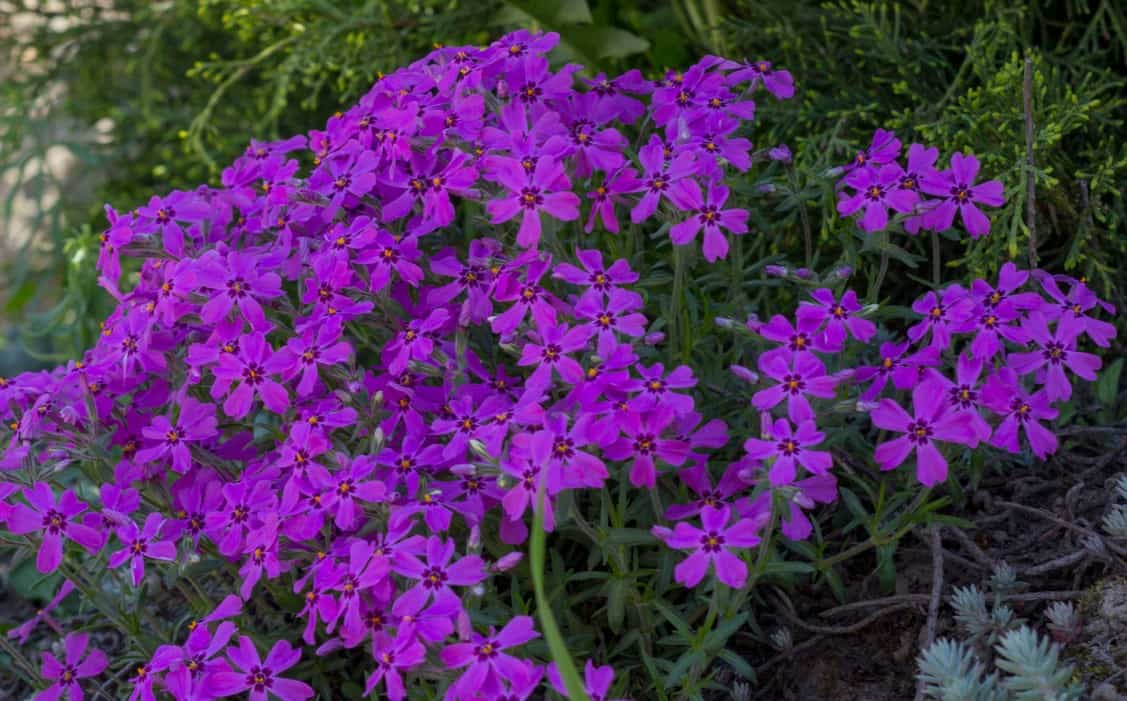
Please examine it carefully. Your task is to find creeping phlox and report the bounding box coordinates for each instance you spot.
[0,29,1114,701]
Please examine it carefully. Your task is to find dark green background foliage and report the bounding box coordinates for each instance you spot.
[1,0,1123,369]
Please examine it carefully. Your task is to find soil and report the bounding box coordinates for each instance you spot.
[745,427,1127,700]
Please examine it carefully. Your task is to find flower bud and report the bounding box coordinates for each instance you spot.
[729,364,758,384]
[768,144,792,162]
[832,265,853,279]
[764,265,788,278]
[492,552,523,572]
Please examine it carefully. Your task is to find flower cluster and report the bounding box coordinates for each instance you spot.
[836,130,1005,237]
[0,28,1115,701]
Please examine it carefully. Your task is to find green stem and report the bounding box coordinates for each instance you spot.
[931,230,941,287]
[531,478,591,701]
[869,250,889,301]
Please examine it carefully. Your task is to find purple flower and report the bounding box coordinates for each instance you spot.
[135,397,218,473]
[382,308,449,375]
[1008,313,1100,401]
[355,229,425,292]
[7,580,74,644]
[486,156,580,248]
[37,632,108,701]
[500,432,563,540]
[211,333,289,419]
[982,369,1059,458]
[490,256,558,336]
[755,313,835,365]
[853,340,940,401]
[136,191,210,257]
[152,621,237,701]
[207,636,313,701]
[574,289,648,358]
[317,454,387,530]
[752,353,838,423]
[309,142,379,213]
[518,322,593,391]
[656,506,763,588]
[364,630,425,701]
[627,362,696,417]
[971,262,1043,315]
[391,535,486,612]
[603,406,689,488]
[871,380,979,486]
[664,462,746,521]
[844,128,900,172]
[552,248,641,307]
[108,512,178,586]
[1036,272,1118,348]
[920,152,1004,237]
[584,168,640,233]
[726,58,794,99]
[796,288,876,349]
[668,180,749,262]
[264,319,352,397]
[629,135,696,224]
[927,353,994,443]
[440,616,539,700]
[837,163,918,232]
[743,418,832,485]
[196,251,283,331]
[6,483,101,573]
[908,285,976,349]
[548,659,628,701]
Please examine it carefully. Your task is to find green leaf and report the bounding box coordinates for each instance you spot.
[603,527,657,546]
[717,649,757,682]
[606,577,626,633]
[1097,357,1123,406]
[572,27,651,60]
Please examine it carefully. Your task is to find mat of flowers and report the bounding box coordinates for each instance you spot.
[0,29,1116,701]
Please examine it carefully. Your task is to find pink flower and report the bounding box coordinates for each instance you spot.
[6,483,101,573]
[655,506,764,588]
[871,380,980,486]
[667,179,749,262]
[108,512,178,587]
[440,616,540,700]
[207,636,313,701]
[37,632,108,701]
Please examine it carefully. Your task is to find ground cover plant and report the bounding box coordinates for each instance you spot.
[0,26,1123,701]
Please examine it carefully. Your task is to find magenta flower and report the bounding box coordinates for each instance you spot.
[486,155,579,248]
[920,152,1004,237]
[207,636,313,701]
[382,308,449,375]
[796,288,876,349]
[752,353,838,423]
[854,340,940,401]
[6,483,101,573]
[1009,313,1101,401]
[971,262,1043,315]
[603,406,689,488]
[364,630,425,701]
[108,512,177,586]
[212,333,289,419]
[743,418,832,485]
[968,303,1027,361]
[309,142,379,213]
[837,163,918,232]
[844,128,900,172]
[500,431,563,538]
[355,229,425,293]
[196,251,283,331]
[928,353,994,443]
[135,397,218,473]
[755,313,835,365]
[8,580,75,644]
[317,453,387,530]
[264,319,352,397]
[726,58,794,99]
[490,257,557,336]
[37,632,108,701]
[518,322,592,391]
[629,135,696,224]
[585,168,640,233]
[656,506,763,588]
[908,285,976,349]
[392,535,487,612]
[574,289,648,358]
[152,620,237,701]
[871,380,979,486]
[548,659,628,701]
[1036,272,1118,347]
[667,180,749,262]
[742,473,838,540]
[136,191,210,257]
[552,248,641,307]
[982,369,1059,459]
[627,362,696,416]
[664,462,746,521]
[440,616,540,700]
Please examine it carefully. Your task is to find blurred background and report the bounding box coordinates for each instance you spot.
[1,0,1125,377]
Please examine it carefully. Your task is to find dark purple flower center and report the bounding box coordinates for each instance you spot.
[122,335,140,354]
[460,265,487,288]
[865,185,884,201]
[231,505,249,523]
[519,285,541,305]
[1043,342,1066,364]
[519,83,543,103]
[778,438,800,456]
[242,363,266,385]
[951,184,970,202]
[42,509,66,535]
[906,420,933,444]
[589,270,610,290]
[518,187,543,209]
[421,566,448,589]
[186,655,205,676]
[130,539,147,556]
[59,665,77,686]
[899,173,919,191]
[337,479,354,497]
[676,89,693,106]
[553,438,575,460]
[788,333,809,351]
[300,347,319,365]
[980,313,998,329]
[156,207,174,224]
[596,312,614,328]
[225,277,250,298]
[698,205,720,226]
[474,639,500,660]
[457,415,478,433]
[1012,400,1033,421]
[700,530,726,552]
[699,491,724,508]
[165,426,182,445]
[647,173,669,192]
[541,344,562,362]
[831,304,848,319]
[782,374,806,395]
[341,574,359,597]
[951,385,977,408]
[633,433,656,455]
[333,176,351,191]
[247,666,274,692]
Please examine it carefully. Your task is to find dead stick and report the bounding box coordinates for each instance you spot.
[1023,56,1037,268]
[915,525,945,701]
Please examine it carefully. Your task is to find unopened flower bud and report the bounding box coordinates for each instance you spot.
[768,144,792,162]
[730,364,758,384]
[764,265,788,278]
[714,316,735,329]
[832,265,853,279]
[492,552,523,572]
[643,331,665,345]
[794,267,813,279]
